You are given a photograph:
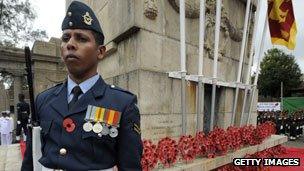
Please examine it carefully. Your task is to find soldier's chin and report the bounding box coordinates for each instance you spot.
[67,67,85,78]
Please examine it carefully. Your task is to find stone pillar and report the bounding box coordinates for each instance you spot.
[0,83,10,111]
[13,76,22,113]
[12,75,22,130]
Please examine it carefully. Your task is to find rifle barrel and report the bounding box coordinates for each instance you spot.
[25,46,36,123]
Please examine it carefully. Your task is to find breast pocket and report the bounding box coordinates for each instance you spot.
[82,131,116,143]
[82,130,117,162]
[40,120,53,155]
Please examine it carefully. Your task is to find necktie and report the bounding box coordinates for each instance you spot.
[68,86,83,110]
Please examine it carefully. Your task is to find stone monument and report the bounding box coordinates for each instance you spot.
[65,0,258,141]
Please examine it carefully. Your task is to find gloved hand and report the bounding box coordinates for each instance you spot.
[17,121,21,124]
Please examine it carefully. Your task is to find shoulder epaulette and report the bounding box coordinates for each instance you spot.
[38,82,64,95]
[109,84,134,96]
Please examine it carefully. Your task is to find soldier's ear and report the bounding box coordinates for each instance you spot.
[97,45,106,60]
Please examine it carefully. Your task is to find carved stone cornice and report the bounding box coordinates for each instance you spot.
[168,0,243,41]
[0,46,62,63]
[167,0,256,60]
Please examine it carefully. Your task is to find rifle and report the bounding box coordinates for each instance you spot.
[25,46,42,171]
[24,46,37,125]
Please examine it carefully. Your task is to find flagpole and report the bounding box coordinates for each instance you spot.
[179,0,187,135]
[241,0,262,125]
[247,14,268,125]
[210,0,222,131]
[232,0,252,126]
[197,0,206,132]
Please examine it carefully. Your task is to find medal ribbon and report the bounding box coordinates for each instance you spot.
[85,105,93,121]
[86,105,122,126]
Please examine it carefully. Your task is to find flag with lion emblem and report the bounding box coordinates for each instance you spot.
[268,0,297,50]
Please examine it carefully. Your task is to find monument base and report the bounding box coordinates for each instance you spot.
[159,135,287,171]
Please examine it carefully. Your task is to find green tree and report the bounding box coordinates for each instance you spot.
[258,48,302,98]
[0,0,47,46]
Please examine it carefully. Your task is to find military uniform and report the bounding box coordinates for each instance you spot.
[257,112,262,125]
[300,115,304,136]
[289,116,297,140]
[0,112,13,145]
[16,100,30,139]
[22,76,142,170]
[276,116,284,135]
[22,1,142,170]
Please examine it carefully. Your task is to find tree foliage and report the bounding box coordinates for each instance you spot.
[0,0,47,46]
[258,48,302,98]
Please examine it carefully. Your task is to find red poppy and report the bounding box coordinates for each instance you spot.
[63,118,76,133]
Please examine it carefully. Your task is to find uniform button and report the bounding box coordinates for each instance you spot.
[59,148,67,156]
[67,11,72,16]
[69,21,73,26]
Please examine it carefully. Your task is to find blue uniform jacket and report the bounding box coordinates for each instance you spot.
[21,76,143,171]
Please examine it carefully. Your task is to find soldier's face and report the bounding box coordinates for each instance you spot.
[61,29,105,80]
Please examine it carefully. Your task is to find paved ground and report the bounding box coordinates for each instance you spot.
[283,135,304,148]
[0,144,22,171]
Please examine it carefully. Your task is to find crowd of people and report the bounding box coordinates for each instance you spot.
[257,110,304,140]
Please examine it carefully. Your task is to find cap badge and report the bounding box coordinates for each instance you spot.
[83,12,93,25]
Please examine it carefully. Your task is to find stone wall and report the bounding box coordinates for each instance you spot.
[0,39,66,128]
[66,0,258,141]
[32,38,67,95]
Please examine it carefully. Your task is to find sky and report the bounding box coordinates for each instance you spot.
[30,0,304,72]
[31,0,65,40]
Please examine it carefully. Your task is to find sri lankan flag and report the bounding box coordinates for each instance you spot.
[268,0,297,50]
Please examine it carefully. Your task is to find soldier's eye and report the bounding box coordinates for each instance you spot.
[79,37,88,42]
[76,35,88,42]
[61,35,70,42]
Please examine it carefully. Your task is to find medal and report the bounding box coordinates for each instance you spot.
[109,127,118,138]
[83,122,93,132]
[101,124,110,135]
[85,105,122,135]
[93,122,103,133]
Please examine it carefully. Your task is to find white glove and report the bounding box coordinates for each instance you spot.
[17,121,21,124]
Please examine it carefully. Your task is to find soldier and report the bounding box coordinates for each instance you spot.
[21,1,143,170]
[289,114,297,140]
[300,110,304,136]
[296,112,302,138]
[283,111,290,136]
[0,111,13,145]
[16,93,30,142]
[257,111,262,125]
[276,114,284,135]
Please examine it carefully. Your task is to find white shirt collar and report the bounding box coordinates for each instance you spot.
[67,74,100,96]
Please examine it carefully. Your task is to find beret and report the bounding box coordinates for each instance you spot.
[61,1,104,39]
